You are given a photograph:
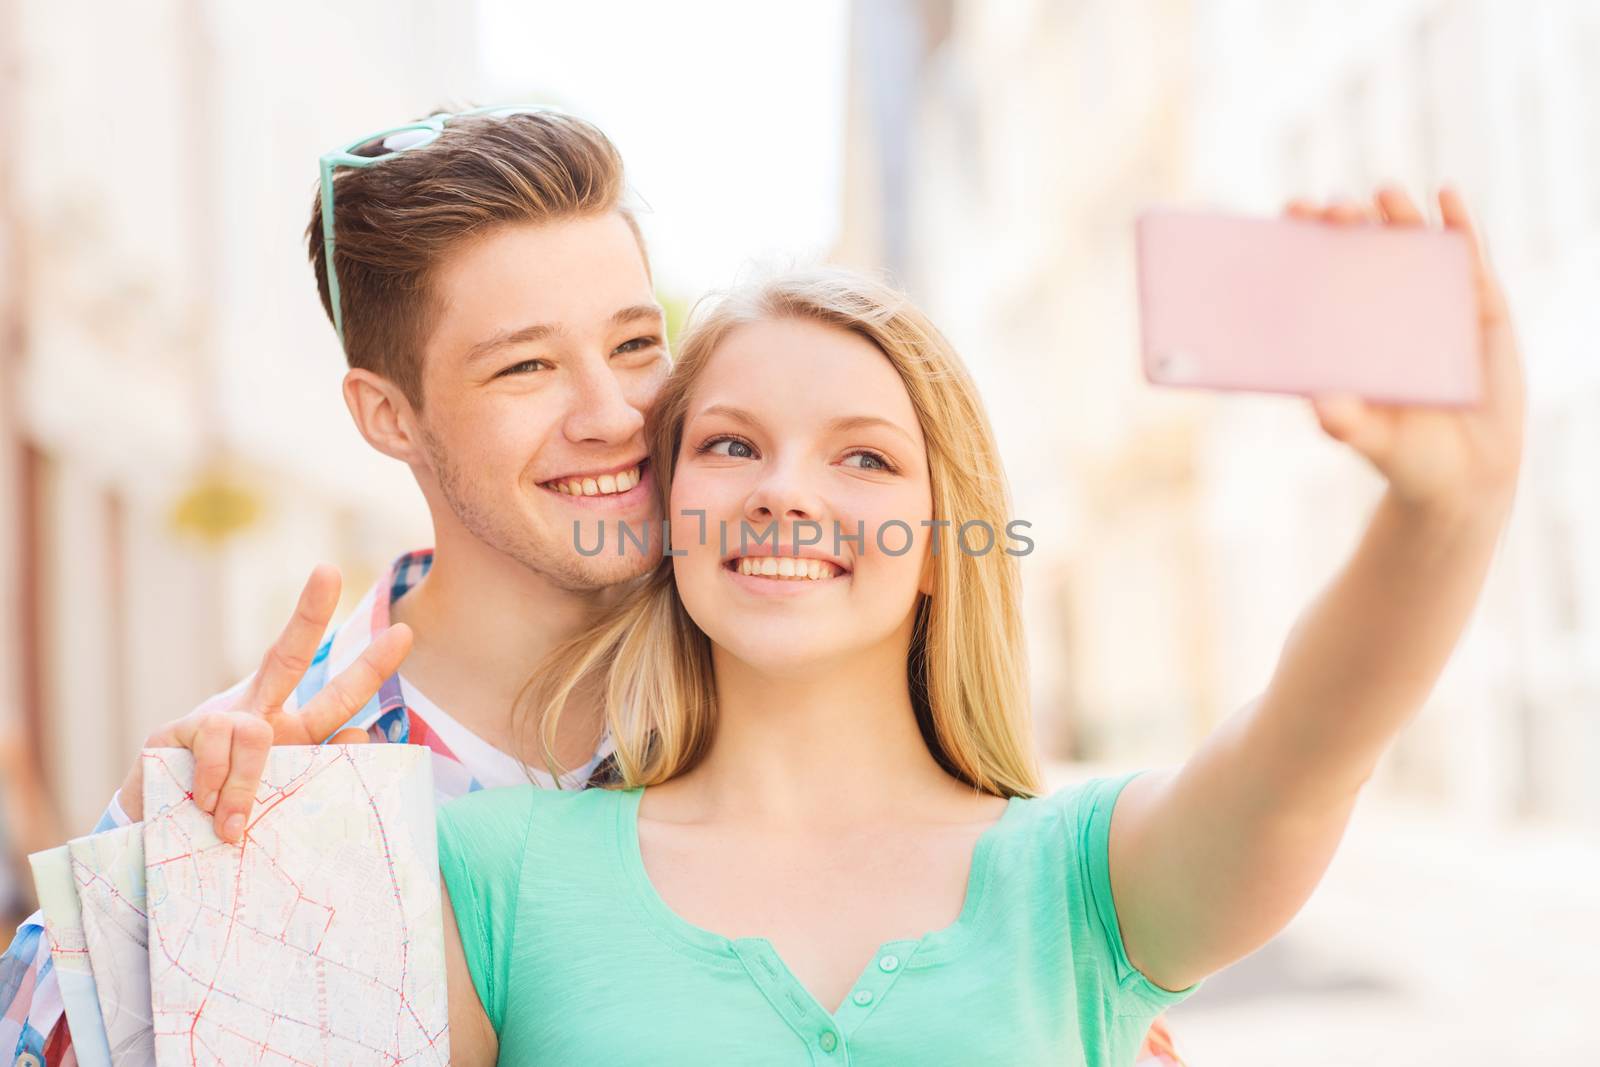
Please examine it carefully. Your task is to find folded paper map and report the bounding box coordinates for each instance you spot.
[142,744,449,1066]
[70,823,155,1066]
[27,845,113,1067]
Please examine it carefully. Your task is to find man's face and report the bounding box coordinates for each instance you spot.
[411,213,667,590]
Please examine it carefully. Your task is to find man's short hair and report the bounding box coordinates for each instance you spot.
[305,110,646,407]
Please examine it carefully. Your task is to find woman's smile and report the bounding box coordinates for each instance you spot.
[722,548,852,596]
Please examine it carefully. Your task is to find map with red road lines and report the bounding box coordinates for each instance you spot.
[142,745,449,1067]
[71,823,155,1065]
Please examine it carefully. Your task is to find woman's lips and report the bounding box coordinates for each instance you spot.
[721,556,850,596]
[728,555,845,580]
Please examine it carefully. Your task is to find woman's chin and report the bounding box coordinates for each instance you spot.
[705,629,847,677]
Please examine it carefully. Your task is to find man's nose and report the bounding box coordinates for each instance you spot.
[564,355,645,443]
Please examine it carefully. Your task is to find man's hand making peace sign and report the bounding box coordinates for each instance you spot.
[116,565,414,842]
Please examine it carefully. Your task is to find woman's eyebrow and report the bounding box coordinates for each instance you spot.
[689,403,762,429]
[826,414,917,446]
[688,407,913,445]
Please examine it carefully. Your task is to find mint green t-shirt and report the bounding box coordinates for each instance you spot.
[436,773,1195,1066]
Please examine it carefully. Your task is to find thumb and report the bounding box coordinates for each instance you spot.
[1311,393,1369,443]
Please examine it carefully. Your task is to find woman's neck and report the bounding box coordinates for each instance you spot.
[668,630,974,828]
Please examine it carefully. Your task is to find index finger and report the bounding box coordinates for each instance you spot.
[249,565,342,715]
[1437,186,1509,323]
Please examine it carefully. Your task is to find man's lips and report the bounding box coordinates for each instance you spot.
[540,458,648,498]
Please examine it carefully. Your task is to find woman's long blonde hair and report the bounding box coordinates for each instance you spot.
[522,268,1041,798]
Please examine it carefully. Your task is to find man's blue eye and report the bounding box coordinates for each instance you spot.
[615,336,661,356]
[498,359,549,377]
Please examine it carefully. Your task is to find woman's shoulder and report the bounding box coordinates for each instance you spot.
[987,771,1148,855]
[436,785,634,908]
[439,781,631,833]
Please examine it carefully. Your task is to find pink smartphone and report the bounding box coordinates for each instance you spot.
[1135,207,1482,406]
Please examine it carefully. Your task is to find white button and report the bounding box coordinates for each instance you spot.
[878,953,900,972]
[853,989,874,1006]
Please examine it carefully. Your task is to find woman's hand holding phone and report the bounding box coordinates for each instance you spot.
[1292,186,1524,518]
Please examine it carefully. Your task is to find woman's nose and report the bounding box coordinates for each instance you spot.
[744,462,823,525]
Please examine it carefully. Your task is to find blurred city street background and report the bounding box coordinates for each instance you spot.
[1,1,1596,1063]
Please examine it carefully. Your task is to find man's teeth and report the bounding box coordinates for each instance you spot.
[550,465,641,496]
[734,556,842,580]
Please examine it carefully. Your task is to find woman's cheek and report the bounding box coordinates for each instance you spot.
[851,505,933,594]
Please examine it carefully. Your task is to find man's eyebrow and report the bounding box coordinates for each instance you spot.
[612,304,666,329]
[689,406,917,446]
[464,305,664,367]
[463,322,562,366]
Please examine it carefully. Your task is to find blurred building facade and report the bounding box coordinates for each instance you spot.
[1,0,467,834]
[840,0,1600,828]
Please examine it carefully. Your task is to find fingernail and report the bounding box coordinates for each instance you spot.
[202,792,218,812]
[223,814,245,841]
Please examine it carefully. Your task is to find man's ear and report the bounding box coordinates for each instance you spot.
[343,368,425,465]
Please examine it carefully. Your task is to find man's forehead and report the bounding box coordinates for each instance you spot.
[428,215,656,351]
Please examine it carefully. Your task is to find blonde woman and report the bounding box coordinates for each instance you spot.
[436,187,1522,1066]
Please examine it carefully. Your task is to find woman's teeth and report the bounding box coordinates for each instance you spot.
[550,465,642,496]
[734,556,842,580]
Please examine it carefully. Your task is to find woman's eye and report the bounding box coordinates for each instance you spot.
[699,436,756,459]
[841,450,894,472]
[496,358,549,377]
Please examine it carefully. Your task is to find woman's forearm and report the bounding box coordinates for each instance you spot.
[1113,486,1515,989]
[1235,486,1513,814]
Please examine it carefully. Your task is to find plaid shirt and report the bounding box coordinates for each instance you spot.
[2,548,1183,1066]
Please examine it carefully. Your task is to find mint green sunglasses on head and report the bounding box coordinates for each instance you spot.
[317,105,554,347]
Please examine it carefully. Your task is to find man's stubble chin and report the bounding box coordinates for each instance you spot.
[423,433,656,594]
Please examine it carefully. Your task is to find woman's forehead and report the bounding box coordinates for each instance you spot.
[685,319,920,435]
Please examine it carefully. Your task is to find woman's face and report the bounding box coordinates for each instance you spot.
[669,317,934,676]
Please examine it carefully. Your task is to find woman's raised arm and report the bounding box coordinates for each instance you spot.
[1104,186,1525,994]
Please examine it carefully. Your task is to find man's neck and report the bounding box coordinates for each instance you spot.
[388,531,612,764]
